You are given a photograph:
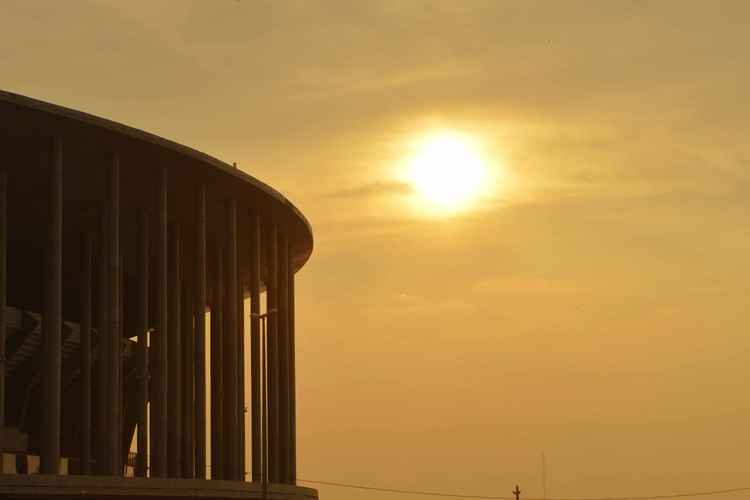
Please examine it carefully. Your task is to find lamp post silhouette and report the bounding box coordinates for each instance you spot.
[253,309,277,500]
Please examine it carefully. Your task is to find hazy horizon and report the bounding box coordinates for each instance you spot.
[2,1,749,499]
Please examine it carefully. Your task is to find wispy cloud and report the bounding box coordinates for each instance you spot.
[324,180,413,199]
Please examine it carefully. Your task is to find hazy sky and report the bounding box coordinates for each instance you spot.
[2,1,749,499]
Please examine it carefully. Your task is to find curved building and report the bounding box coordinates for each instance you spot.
[0,90,315,500]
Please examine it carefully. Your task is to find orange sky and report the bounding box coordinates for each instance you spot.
[2,1,749,499]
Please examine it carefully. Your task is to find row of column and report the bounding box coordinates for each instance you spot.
[0,138,297,483]
[209,212,297,483]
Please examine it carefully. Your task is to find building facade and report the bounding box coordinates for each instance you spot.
[0,90,315,500]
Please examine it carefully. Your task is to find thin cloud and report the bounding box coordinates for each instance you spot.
[325,180,413,199]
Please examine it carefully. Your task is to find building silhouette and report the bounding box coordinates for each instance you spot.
[0,90,316,500]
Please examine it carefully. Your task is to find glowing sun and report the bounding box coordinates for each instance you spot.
[406,133,488,213]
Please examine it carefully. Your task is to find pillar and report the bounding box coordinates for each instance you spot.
[0,171,6,432]
[80,234,93,474]
[238,260,245,479]
[95,205,109,475]
[249,214,261,482]
[210,250,224,480]
[289,269,296,483]
[119,255,126,470]
[182,275,195,478]
[223,200,239,480]
[194,186,207,478]
[168,224,182,477]
[152,166,168,477]
[266,224,279,482]
[108,154,121,476]
[136,212,149,477]
[277,232,290,483]
[41,137,62,474]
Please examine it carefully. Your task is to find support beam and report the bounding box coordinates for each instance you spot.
[80,234,93,474]
[194,185,207,479]
[95,205,109,475]
[277,232,290,484]
[152,166,168,478]
[41,137,62,474]
[0,170,6,432]
[289,269,296,483]
[223,200,239,480]
[210,250,224,480]
[182,275,195,478]
[168,224,182,477]
[119,255,126,470]
[108,154,121,476]
[238,258,245,480]
[266,224,280,483]
[136,212,149,477]
[249,214,261,483]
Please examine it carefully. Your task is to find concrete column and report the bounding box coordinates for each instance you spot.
[0,171,6,432]
[119,255,126,470]
[249,214,261,482]
[182,275,195,478]
[168,224,182,477]
[136,212,149,477]
[194,185,207,479]
[277,232,290,483]
[95,205,109,475]
[289,270,296,483]
[223,200,239,480]
[80,234,93,474]
[41,137,63,474]
[210,250,224,480]
[266,224,279,483]
[238,263,245,480]
[152,166,168,477]
[108,154,121,476]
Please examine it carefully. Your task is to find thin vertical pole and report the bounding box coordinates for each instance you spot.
[261,315,268,499]
[237,278,247,481]
[194,186,207,478]
[168,224,182,477]
[289,269,296,483]
[277,232,290,483]
[136,212,149,477]
[182,275,195,478]
[108,154,121,476]
[41,137,63,474]
[95,205,109,475]
[266,224,279,483]
[210,250,224,480]
[249,214,261,482]
[152,166,168,478]
[80,234,93,474]
[0,171,6,432]
[238,260,245,480]
[223,200,239,480]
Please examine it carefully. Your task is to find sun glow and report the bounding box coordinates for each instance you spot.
[406,132,489,214]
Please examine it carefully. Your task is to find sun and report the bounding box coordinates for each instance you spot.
[406,132,488,213]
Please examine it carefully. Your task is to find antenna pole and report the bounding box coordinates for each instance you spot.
[513,485,521,500]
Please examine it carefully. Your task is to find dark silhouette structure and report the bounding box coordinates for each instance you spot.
[0,90,316,500]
